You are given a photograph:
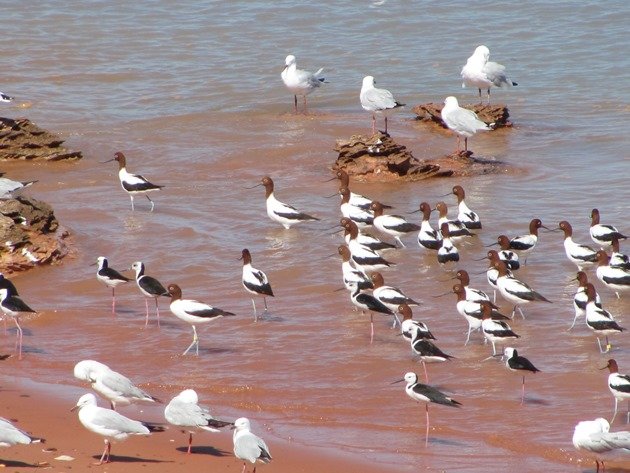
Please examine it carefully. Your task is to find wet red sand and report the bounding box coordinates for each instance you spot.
[0,112,629,472]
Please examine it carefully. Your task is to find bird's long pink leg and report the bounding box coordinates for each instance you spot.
[111,288,116,315]
[187,433,193,454]
[370,313,374,344]
[464,137,469,152]
[145,299,150,327]
[422,361,429,383]
[371,114,376,135]
[241,461,247,473]
[425,404,430,447]
[15,317,23,360]
[96,440,111,465]
[155,298,161,328]
[521,376,525,405]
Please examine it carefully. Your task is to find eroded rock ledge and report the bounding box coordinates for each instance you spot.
[412,102,512,129]
[333,132,507,182]
[0,196,69,273]
[0,117,82,161]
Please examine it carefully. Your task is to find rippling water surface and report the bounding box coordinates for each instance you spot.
[1,1,629,471]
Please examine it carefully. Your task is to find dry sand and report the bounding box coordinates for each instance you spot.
[1,375,387,473]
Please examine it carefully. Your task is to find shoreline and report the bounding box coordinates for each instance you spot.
[1,373,390,473]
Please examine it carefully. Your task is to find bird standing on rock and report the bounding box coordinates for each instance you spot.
[440,96,492,152]
[360,76,404,135]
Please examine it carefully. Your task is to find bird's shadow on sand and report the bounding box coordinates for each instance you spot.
[92,455,170,464]
[175,445,232,456]
[0,460,40,468]
[524,397,551,406]
[195,346,238,356]
[428,437,467,447]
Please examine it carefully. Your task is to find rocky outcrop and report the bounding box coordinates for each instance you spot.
[333,132,507,182]
[412,103,512,129]
[0,117,82,161]
[0,196,69,273]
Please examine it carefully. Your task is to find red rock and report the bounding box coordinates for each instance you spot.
[412,102,512,129]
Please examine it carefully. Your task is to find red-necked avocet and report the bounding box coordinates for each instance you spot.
[494,261,551,319]
[570,271,602,331]
[410,202,442,250]
[370,201,420,248]
[251,176,319,230]
[449,185,482,229]
[437,223,459,265]
[590,208,627,249]
[480,301,519,356]
[371,272,419,327]
[240,249,274,322]
[601,359,630,424]
[167,284,236,356]
[557,221,598,270]
[435,201,474,242]
[595,250,630,299]
[104,152,163,211]
[584,283,624,353]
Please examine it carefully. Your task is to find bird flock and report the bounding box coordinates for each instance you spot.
[0,46,628,472]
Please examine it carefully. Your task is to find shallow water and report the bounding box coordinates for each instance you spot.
[1,1,629,471]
